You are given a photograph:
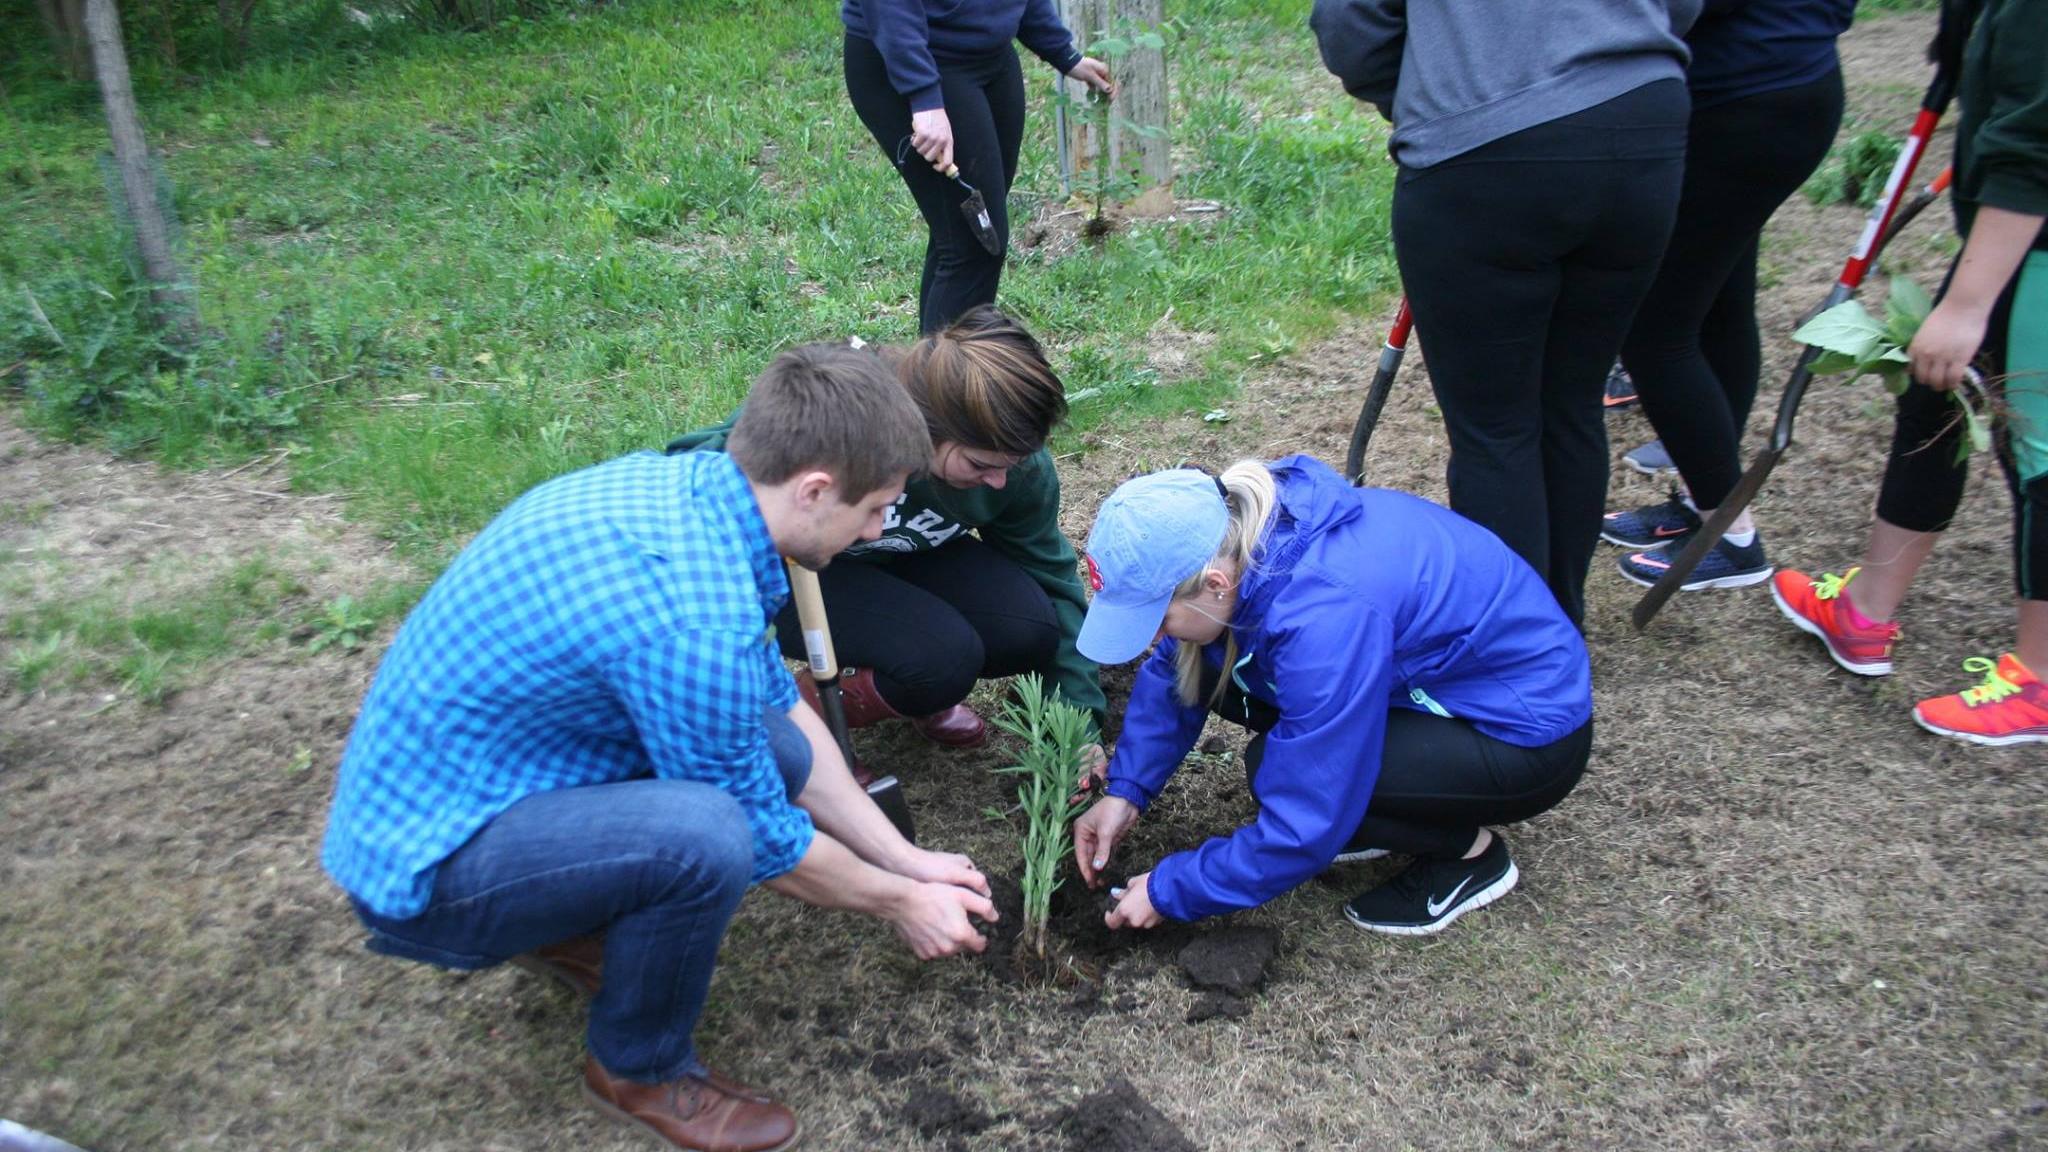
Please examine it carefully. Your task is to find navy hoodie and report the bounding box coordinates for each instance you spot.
[1105,456,1593,922]
[843,0,1083,113]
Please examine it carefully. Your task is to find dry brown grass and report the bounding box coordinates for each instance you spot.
[5,10,2045,1151]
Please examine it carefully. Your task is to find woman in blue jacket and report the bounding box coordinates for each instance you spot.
[843,0,1114,333]
[1071,456,1594,934]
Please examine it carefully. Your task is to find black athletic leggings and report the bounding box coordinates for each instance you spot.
[1875,269,2048,602]
[1393,79,1688,625]
[1210,672,1591,862]
[774,536,1060,716]
[1623,70,1846,511]
[844,34,1025,334]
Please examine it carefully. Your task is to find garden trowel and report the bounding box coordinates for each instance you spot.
[786,560,917,843]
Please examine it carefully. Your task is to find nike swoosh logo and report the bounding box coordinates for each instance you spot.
[1654,524,1690,537]
[1427,877,1474,917]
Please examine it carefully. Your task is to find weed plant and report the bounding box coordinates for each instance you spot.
[991,673,1097,963]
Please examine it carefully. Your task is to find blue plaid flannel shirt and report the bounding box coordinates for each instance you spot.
[323,450,809,919]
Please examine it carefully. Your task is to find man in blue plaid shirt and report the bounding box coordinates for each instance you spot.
[322,344,996,1152]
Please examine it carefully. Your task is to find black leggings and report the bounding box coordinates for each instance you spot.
[844,34,1025,334]
[1217,677,1592,862]
[1875,270,2048,601]
[1624,71,1846,511]
[1393,79,1688,625]
[774,537,1060,716]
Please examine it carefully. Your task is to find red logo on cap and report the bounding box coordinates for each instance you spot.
[1084,553,1104,592]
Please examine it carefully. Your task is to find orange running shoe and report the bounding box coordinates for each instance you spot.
[1770,567,1900,676]
[1912,653,2048,747]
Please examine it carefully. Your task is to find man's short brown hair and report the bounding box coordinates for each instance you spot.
[727,343,931,501]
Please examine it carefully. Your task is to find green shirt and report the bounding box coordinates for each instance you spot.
[668,421,1108,733]
[1954,0,2048,249]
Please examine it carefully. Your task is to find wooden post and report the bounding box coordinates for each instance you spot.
[1056,0,1172,216]
[82,0,193,339]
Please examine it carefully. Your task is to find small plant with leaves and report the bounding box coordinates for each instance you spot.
[1806,130,1903,208]
[1058,20,1170,238]
[306,595,380,653]
[990,673,1097,965]
[1794,275,2000,460]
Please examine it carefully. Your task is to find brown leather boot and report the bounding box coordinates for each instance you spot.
[838,667,987,749]
[583,1057,800,1152]
[511,933,604,1000]
[909,703,988,748]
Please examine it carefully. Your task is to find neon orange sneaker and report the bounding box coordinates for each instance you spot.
[1912,654,2048,747]
[1770,567,1899,675]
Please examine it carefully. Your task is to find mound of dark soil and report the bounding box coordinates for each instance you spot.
[1056,1077,1198,1152]
[1175,926,1278,996]
[903,1084,992,1137]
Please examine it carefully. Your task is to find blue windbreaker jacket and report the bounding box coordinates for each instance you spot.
[1104,456,1593,921]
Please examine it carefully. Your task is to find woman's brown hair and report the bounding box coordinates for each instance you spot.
[895,305,1068,456]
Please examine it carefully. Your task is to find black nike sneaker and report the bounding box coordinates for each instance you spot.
[1343,833,1518,936]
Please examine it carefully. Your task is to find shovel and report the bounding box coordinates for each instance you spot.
[1630,67,1958,630]
[786,560,917,843]
[895,135,1003,256]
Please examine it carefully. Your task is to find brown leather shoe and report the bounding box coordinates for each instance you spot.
[910,703,988,748]
[583,1057,800,1152]
[511,934,603,999]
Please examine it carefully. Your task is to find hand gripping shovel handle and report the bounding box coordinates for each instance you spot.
[785,560,917,842]
[1631,75,1956,630]
[1345,297,1414,485]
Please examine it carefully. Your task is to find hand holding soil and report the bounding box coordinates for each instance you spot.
[1105,872,1162,930]
[889,879,996,960]
[1074,795,1139,886]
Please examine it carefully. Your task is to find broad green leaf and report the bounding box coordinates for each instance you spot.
[1091,35,1130,56]
[1875,364,1910,394]
[1135,32,1166,49]
[1793,300,1886,360]
[1809,349,1864,376]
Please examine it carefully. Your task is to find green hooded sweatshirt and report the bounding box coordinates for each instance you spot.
[668,420,1107,733]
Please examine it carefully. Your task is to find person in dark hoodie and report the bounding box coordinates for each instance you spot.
[843,0,1114,334]
[1070,457,1593,935]
[1604,0,1857,593]
[1773,0,2048,747]
[671,306,1109,758]
[1310,0,1700,625]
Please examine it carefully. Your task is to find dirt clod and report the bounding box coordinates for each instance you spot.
[903,1085,992,1136]
[1186,991,1252,1023]
[1175,926,1278,996]
[1056,1077,1197,1152]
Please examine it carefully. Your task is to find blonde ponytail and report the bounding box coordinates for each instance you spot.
[1172,460,1280,706]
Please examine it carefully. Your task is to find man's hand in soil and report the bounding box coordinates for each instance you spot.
[891,880,995,960]
[1105,872,1161,931]
[893,846,991,898]
[1074,795,1138,888]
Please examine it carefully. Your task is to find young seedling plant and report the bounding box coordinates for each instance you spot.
[1794,275,2003,461]
[990,673,1096,968]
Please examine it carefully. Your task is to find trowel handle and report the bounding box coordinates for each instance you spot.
[786,561,839,683]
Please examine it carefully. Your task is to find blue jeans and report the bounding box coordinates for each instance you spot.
[353,709,811,1082]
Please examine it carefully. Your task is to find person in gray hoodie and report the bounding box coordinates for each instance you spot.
[1312,0,1700,625]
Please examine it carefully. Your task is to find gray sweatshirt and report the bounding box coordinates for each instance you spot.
[1310,0,1701,168]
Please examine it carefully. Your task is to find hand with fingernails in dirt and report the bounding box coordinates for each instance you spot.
[909,58,1116,175]
[1070,748,1162,929]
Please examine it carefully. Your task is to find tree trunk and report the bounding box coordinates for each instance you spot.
[82,0,194,340]
[1056,0,1172,215]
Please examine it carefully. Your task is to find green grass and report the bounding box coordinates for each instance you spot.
[0,556,419,700]
[1,0,1395,561]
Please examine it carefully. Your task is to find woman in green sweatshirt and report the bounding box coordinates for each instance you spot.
[670,306,1107,754]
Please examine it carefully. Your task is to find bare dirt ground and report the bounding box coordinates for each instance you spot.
[4,11,2044,1151]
